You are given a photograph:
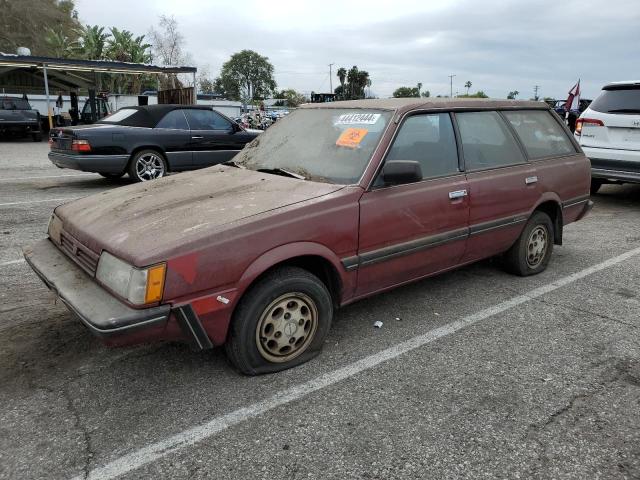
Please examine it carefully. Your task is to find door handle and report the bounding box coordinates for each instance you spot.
[449,189,468,199]
[191,135,203,139]
[525,176,538,185]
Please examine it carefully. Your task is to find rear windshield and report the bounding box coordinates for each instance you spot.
[1,98,31,110]
[233,108,392,184]
[590,86,640,114]
[100,109,137,123]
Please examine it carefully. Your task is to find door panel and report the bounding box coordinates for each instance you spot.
[153,128,192,169]
[454,110,539,262]
[356,176,470,296]
[463,164,539,262]
[189,129,241,167]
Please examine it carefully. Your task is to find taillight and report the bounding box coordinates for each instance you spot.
[575,118,604,136]
[71,139,91,152]
[48,137,54,149]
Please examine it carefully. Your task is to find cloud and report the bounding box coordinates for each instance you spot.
[75,0,640,99]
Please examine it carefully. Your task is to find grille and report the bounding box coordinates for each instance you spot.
[58,230,100,276]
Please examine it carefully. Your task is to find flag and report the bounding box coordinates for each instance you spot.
[564,80,580,113]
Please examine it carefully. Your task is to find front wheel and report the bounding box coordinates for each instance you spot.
[503,211,554,276]
[128,150,167,182]
[225,266,333,375]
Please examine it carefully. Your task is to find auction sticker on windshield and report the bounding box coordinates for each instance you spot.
[335,113,381,125]
[336,128,368,148]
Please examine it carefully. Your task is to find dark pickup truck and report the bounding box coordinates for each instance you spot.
[0,96,42,141]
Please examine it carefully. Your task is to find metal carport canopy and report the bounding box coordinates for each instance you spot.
[0,53,197,127]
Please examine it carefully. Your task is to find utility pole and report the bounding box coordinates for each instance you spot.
[533,85,540,101]
[448,74,456,98]
[329,63,334,93]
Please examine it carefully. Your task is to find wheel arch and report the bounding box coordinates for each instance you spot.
[237,242,349,309]
[532,196,563,245]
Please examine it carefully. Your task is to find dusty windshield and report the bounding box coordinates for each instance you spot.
[233,108,391,184]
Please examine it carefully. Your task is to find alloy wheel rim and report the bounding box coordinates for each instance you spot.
[136,153,164,181]
[526,225,548,268]
[255,293,318,363]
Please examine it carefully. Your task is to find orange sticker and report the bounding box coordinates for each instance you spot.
[336,128,368,148]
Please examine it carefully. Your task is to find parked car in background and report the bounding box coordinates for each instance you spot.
[574,81,640,193]
[25,99,591,375]
[0,96,42,141]
[48,105,260,182]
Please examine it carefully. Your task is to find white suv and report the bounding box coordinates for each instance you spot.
[574,81,640,193]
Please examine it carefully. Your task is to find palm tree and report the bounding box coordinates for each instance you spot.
[336,67,346,97]
[417,82,422,96]
[464,80,472,95]
[105,28,151,93]
[44,28,79,58]
[80,25,110,60]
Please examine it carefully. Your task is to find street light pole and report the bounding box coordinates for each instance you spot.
[329,63,334,93]
[448,74,456,98]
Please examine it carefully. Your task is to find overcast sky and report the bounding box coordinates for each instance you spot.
[75,0,639,99]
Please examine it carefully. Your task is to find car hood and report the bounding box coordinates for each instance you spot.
[55,166,344,265]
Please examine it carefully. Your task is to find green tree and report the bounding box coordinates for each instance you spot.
[464,80,472,95]
[219,50,277,101]
[273,89,307,107]
[507,90,519,99]
[0,0,81,56]
[393,86,420,98]
[79,25,110,60]
[334,65,370,100]
[105,28,151,93]
[458,90,489,98]
[421,90,431,98]
[44,27,79,58]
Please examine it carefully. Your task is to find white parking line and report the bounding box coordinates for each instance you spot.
[72,245,640,480]
[0,258,25,267]
[0,197,79,207]
[0,173,95,182]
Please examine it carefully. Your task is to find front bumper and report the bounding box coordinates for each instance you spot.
[48,151,130,174]
[24,238,170,338]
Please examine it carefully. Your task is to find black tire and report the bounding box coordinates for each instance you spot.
[590,179,604,195]
[32,132,43,142]
[127,149,167,182]
[99,172,125,179]
[503,211,554,277]
[225,266,333,375]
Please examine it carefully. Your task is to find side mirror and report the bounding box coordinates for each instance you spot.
[381,160,423,185]
[230,122,242,133]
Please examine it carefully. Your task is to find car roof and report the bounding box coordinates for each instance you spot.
[602,80,640,90]
[99,104,211,128]
[299,98,548,114]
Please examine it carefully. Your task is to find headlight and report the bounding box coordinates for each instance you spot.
[96,251,166,305]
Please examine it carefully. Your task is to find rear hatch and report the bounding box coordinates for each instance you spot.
[579,83,640,151]
[0,97,39,124]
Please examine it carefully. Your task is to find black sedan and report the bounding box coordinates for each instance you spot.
[48,105,260,182]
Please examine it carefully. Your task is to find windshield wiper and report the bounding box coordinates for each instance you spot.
[257,167,306,180]
[607,109,640,114]
[222,160,245,168]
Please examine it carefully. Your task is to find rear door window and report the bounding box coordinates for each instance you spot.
[456,111,526,171]
[386,113,459,179]
[503,110,575,159]
[589,86,640,114]
[156,110,189,130]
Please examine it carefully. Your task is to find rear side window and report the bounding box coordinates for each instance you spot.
[590,86,640,114]
[386,113,459,179]
[184,109,232,130]
[456,111,526,170]
[503,110,575,159]
[156,110,189,130]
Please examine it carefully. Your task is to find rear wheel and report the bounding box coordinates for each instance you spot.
[128,149,167,182]
[225,266,333,375]
[32,132,43,142]
[503,211,554,276]
[590,179,604,195]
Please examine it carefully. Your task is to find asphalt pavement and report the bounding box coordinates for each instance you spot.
[0,138,639,480]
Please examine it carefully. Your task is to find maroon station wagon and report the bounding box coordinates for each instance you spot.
[24,99,593,375]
